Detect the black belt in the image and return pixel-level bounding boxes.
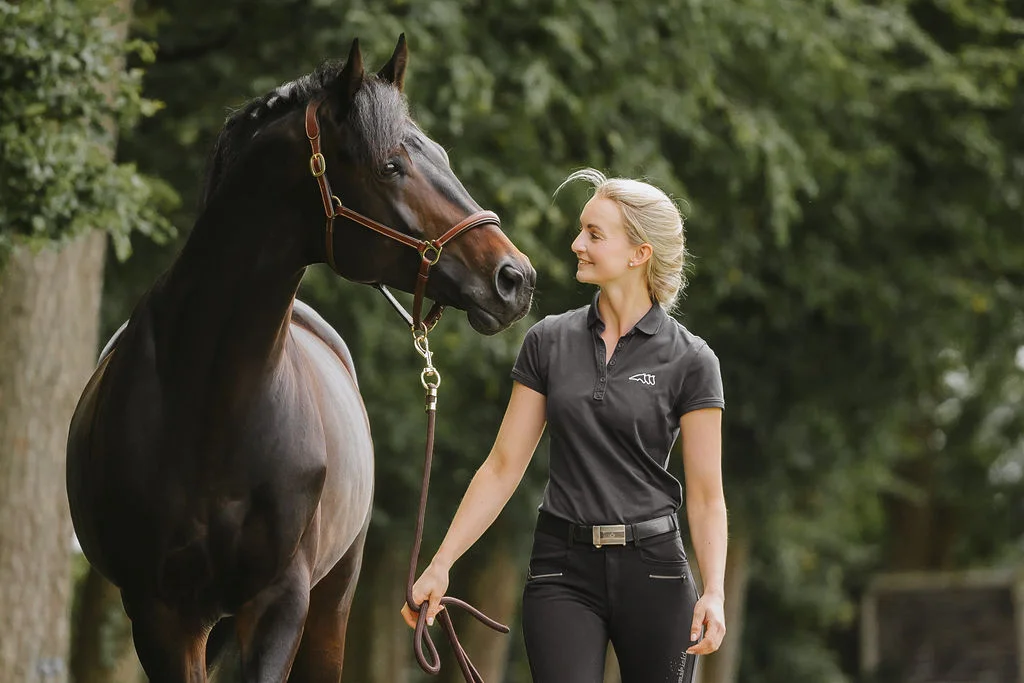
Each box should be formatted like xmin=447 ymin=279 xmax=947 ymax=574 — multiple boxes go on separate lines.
xmin=536 ymin=510 xmax=678 ymax=548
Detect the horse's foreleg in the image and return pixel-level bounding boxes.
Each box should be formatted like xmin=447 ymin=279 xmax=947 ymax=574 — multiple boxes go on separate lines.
xmin=236 ymin=560 xmax=312 ymax=683
xmin=125 ymin=596 xmax=209 ymax=683
xmin=288 ymin=523 xmax=368 ymax=683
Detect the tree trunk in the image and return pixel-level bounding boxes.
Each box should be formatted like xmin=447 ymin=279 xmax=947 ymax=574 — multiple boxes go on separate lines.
xmin=0 ymin=230 xmax=108 ymax=683
xmin=696 ymin=529 xmax=751 ymax=683
xmin=343 ymin=538 xmax=411 ymax=683
xmin=882 ymin=452 xmax=958 ymax=571
xmin=70 ymin=567 xmax=144 ymax=683
xmin=439 ymin=542 xmax=525 ymax=683
xmin=0 ymin=1 xmax=136 ymax=679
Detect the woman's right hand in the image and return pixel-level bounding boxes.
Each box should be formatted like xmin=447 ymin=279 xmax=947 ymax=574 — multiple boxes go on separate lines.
xmin=401 ymin=560 xmax=450 ymax=629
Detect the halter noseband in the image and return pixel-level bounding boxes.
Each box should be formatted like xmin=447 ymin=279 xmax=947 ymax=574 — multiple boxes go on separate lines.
xmin=304 ymin=98 xmax=499 ymax=332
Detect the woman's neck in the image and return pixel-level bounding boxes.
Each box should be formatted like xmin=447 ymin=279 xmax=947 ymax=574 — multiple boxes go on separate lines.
xmin=596 ymin=283 xmax=653 ymax=337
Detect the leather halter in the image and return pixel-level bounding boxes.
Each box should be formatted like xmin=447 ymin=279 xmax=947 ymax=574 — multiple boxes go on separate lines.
xmin=304 ymin=98 xmax=500 ymax=331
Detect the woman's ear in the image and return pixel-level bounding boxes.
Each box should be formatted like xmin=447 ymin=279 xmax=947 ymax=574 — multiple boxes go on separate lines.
xmin=631 ymin=243 xmax=654 ymax=267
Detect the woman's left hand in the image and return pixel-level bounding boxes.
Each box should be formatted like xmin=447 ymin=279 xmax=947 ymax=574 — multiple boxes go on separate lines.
xmin=685 ymin=591 xmax=726 ymax=655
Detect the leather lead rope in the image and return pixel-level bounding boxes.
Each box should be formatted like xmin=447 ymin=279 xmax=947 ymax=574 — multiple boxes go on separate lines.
xmin=405 ymin=333 xmax=509 ymax=681
xmin=304 ymin=98 xmax=509 ymax=679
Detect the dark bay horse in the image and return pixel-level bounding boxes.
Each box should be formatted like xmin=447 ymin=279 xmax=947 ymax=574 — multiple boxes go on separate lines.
xmin=66 ymin=36 xmax=535 ymax=682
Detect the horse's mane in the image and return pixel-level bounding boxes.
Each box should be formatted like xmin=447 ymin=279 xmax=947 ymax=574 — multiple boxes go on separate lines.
xmin=200 ymin=60 xmax=410 ymax=208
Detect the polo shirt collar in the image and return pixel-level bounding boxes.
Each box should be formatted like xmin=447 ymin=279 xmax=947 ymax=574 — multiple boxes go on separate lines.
xmin=587 ymin=291 xmax=667 ymax=335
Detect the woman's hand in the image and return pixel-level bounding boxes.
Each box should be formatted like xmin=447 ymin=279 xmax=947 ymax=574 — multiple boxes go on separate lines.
xmin=401 ymin=560 xmax=450 ymax=629
xmin=685 ymin=590 xmax=726 ymax=655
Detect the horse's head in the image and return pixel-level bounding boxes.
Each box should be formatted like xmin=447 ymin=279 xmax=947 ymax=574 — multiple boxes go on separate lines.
xmin=205 ymin=36 xmax=534 ymax=334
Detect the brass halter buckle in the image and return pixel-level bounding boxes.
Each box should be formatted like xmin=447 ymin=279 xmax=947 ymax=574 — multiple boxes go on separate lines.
xmin=310 ymin=152 xmax=326 ymax=177
xmin=592 ymin=524 xmax=627 ymax=548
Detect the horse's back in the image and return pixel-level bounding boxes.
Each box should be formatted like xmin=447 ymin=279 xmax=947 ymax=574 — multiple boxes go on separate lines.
xmin=291 ymin=299 xmax=358 ymax=386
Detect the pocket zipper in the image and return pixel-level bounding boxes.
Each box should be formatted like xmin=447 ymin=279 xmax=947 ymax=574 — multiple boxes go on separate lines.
xmin=649 ymin=573 xmax=687 ymax=580
xmin=529 ymin=571 xmax=564 ymax=580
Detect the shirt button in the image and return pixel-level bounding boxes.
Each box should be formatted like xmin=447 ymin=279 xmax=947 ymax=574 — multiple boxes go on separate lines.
xmin=599 ymin=377 xmax=606 ymax=383
xmin=617 ymin=342 xmax=623 ymax=349
xmin=609 ymin=360 xmax=616 ymax=366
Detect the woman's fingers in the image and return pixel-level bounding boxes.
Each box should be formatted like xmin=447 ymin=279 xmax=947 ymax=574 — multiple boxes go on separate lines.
xmin=689 ymin=601 xmax=706 ymax=644
xmin=400 ymin=603 xmax=418 ymax=629
xmin=687 ymin=617 xmax=726 ymax=654
xmin=426 ymin=593 xmax=446 ymax=625
xmin=400 ymin=577 xmax=445 ymax=628
xmin=400 ymin=593 xmax=447 ymax=628
xmin=399 ymin=563 xmax=452 ymax=629
xmin=686 ymin=595 xmax=727 ymax=655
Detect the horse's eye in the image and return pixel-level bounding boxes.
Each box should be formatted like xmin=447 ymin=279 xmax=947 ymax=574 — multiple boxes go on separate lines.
xmin=382 ymin=160 xmax=402 ymax=177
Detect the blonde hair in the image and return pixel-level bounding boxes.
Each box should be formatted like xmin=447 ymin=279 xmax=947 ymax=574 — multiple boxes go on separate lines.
xmin=557 ymin=168 xmax=688 ymax=311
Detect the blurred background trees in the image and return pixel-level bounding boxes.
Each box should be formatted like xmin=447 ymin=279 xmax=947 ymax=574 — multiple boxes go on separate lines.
xmin=0 ymin=1 xmax=172 ymax=681
xmin=2 ymin=1 xmax=1022 ymax=682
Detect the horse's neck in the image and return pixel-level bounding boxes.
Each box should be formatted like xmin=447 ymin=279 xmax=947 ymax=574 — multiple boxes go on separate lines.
xmin=148 ymin=214 xmax=307 ymax=395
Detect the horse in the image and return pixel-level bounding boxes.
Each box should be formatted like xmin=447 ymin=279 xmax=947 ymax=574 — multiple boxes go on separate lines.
xmin=66 ymin=35 xmax=535 ymax=683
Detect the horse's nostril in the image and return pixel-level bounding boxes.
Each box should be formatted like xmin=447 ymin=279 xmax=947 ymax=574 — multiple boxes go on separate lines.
xmin=496 ymin=262 xmax=526 ymax=301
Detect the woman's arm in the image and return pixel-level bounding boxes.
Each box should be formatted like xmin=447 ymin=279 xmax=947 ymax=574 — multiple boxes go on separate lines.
xmin=401 ymin=382 xmax=546 ymax=627
xmin=680 ymin=407 xmax=727 ymax=655
xmin=432 ymin=382 xmax=546 ymax=567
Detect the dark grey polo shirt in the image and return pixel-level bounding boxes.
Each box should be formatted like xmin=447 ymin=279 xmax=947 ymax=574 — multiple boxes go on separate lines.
xmin=511 ymin=292 xmax=725 ymax=525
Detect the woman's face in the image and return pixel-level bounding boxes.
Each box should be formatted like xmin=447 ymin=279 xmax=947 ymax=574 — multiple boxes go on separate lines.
xmin=572 ymin=196 xmax=636 ymax=287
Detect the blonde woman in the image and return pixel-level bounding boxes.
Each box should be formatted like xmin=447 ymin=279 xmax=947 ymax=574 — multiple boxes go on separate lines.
xmin=402 ymin=169 xmax=727 ymax=682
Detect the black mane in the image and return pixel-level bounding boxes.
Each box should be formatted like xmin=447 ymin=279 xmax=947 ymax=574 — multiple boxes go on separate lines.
xmin=200 ymin=60 xmax=410 ymax=208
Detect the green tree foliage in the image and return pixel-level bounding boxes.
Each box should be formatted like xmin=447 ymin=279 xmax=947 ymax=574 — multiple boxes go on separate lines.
xmin=0 ymin=0 xmax=175 ymax=262
xmin=91 ymin=1 xmax=1024 ymax=681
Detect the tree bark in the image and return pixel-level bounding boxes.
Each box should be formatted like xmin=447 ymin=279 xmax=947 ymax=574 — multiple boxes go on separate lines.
xmin=882 ymin=452 xmax=957 ymax=571
xmin=0 ymin=1 xmax=137 ymax=680
xmin=0 ymin=230 xmax=108 ymax=683
xmin=696 ymin=528 xmax=751 ymax=683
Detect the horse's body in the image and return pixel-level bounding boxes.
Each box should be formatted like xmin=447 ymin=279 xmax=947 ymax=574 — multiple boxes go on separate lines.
xmin=66 ymin=37 xmax=534 ymax=683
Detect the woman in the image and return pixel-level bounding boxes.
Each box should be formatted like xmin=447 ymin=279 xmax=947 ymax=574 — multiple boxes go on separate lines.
xmin=402 ymin=169 xmax=727 ymax=683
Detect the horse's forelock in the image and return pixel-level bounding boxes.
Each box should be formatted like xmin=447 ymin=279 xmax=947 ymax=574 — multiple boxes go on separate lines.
xmin=347 ymin=77 xmax=410 ymax=168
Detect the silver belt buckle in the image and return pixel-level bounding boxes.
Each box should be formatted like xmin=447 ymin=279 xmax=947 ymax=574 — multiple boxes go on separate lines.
xmin=592 ymin=524 xmax=627 ymax=548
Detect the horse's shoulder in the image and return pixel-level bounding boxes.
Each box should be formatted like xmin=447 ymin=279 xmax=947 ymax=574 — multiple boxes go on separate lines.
xmin=290 ymin=299 xmax=357 ymax=384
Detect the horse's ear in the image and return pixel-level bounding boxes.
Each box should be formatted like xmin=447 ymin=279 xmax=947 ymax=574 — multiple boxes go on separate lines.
xmin=336 ymin=38 xmax=365 ymax=104
xmin=377 ymin=34 xmax=408 ymax=92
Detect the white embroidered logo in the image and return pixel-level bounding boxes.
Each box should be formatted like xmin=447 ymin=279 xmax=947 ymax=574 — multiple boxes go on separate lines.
xmin=628 ymin=373 xmax=656 ymax=386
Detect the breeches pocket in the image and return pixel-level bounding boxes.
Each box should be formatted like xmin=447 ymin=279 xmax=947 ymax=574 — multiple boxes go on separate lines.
xmin=527 ymin=531 xmax=568 ymax=580
xmin=638 ymin=530 xmax=688 ymax=567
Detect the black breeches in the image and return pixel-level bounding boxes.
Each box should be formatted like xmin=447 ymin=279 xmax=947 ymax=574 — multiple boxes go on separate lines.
xmin=521 ymin=514 xmax=700 ymax=683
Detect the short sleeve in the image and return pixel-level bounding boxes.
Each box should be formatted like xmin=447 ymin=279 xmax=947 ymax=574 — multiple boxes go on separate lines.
xmin=510 ymin=320 xmax=548 ymax=395
xmin=673 ymin=342 xmax=725 ymax=417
